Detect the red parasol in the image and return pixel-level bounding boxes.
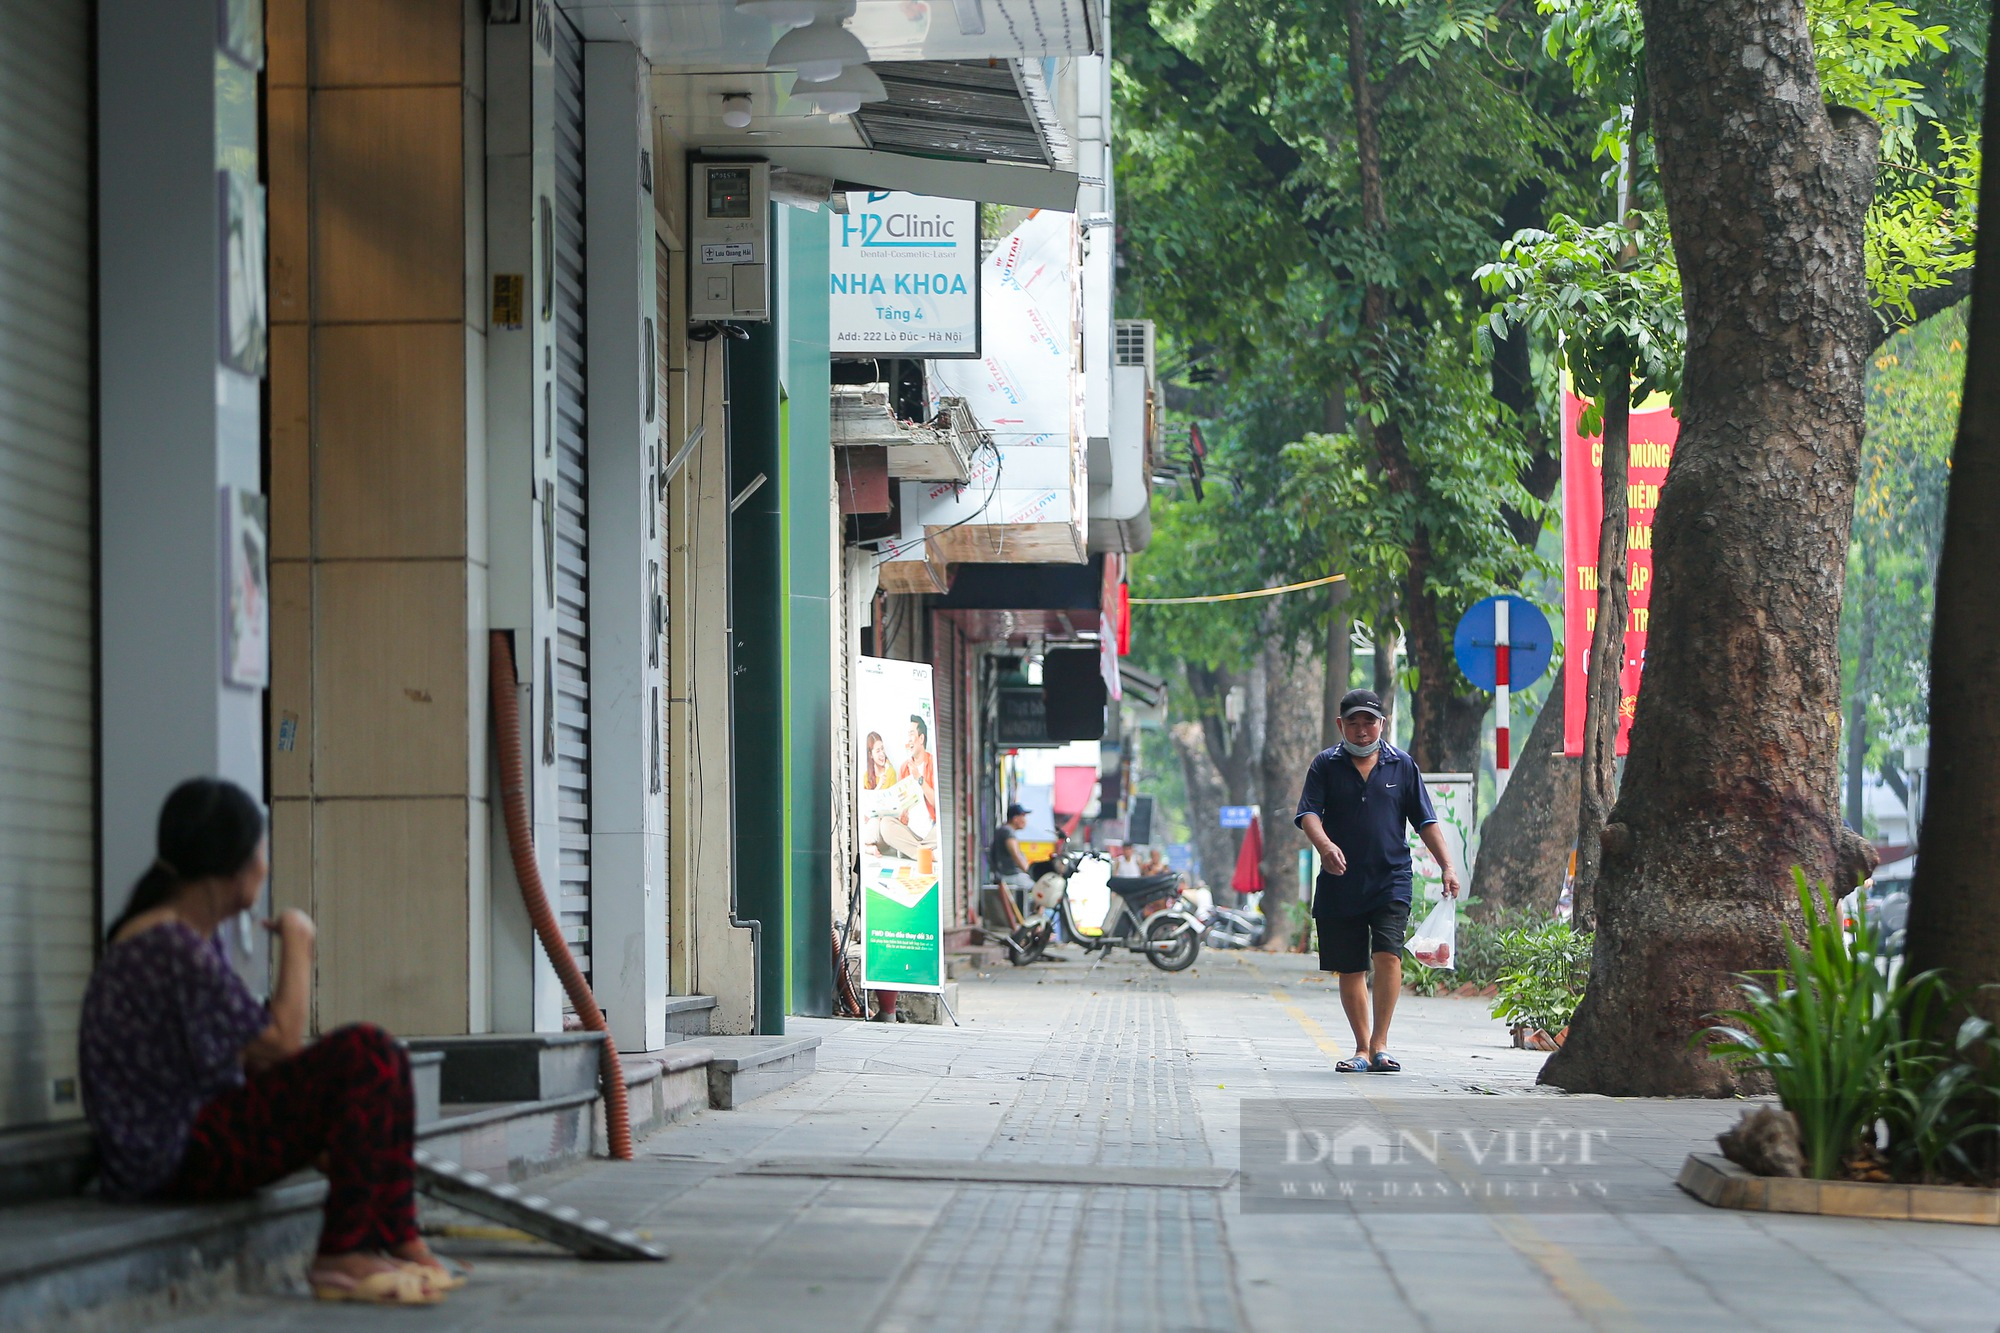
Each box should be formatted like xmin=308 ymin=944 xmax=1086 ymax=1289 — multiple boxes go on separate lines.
xmin=1230 ymin=814 xmax=1264 ymax=893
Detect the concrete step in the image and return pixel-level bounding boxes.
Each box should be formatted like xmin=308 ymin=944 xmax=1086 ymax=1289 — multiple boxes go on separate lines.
xmin=619 ymin=1046 xmax=714 ymax=1133
xmin=0 ymin=1021 xmax=810 ymax=1330
xmin=949 ymin=944 xmax=1008 ymax=971
xmin=0 ymin=1124 xmax=94 ymax=1209
xmin=0 ymin=1178 xmax=322 ymax=1331
xmin=662 ymin=994 xmax=718 ymax=1037
xmin=702 ymin=1035 xmax=821 ymax=1109
xmin=944 ymin=952 xmax=1001 ymax=982
xmin=410 ymin=1049 xmax=444 ymax=1127
xmin=405 ymin=1031 xmax=605 ymax=1105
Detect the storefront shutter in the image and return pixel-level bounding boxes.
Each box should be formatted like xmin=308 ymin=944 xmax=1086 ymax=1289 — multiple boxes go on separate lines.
xmin=551 ymin=11 xmax=592 ymax=984
xmin=932 ymin=617 xmax=961 ymax=924
xmin=0 ymin=0 xmax=93 ymax=1128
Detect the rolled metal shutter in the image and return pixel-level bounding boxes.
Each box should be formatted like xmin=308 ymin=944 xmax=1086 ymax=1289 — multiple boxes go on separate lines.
xmin=0 ymin=0 xmax=93 ymax=1128
xmin=552 ymin=13 xmax=591 ymax=984
xmin=932 ymin=616 xmax=960 ymax=924
xmin=654 ymin=230 xmax=672 ymax=970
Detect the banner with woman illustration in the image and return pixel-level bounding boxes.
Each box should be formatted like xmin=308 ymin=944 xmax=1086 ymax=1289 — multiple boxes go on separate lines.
xmin=854 ymin=656 xmax=946 ymax=992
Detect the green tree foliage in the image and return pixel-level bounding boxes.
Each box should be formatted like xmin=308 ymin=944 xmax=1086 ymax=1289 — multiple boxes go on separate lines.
xmin=1280 ymin=330 xmax=1548 ymax=632
xmin=1474 ymin=210 xmax=1685 ymax=423
xmin=1841 ymin=303 xmax=1965 ymax=821
xmin=1538 ymin=0 xmax=1985 ymax=331
xmin=1117 ymin=0 xmax=1597 ymax=767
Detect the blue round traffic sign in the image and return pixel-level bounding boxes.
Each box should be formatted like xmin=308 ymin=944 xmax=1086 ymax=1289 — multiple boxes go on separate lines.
xmin=1453 ymin=595 xmax=1554 ymax=692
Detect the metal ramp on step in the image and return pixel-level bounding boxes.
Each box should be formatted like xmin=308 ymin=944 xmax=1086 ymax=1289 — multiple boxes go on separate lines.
xmin=413 ymin=1149 xmax=666 ymax=1262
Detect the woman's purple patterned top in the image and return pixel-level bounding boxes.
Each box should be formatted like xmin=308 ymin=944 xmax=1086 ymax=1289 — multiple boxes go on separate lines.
xmin=79 ymin=921 xmax=271 ymax=1199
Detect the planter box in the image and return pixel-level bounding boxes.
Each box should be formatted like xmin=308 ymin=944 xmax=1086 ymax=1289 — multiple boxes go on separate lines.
xmin=1678 ymin=1153 xmax=2000 ymax=1226
xmin=1510 ymin=1024 xmax=1568 ymax=1051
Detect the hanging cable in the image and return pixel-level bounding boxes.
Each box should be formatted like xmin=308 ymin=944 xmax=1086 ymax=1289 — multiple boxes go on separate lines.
xmin=1128 ymin=572 xmax=1347 ymax=605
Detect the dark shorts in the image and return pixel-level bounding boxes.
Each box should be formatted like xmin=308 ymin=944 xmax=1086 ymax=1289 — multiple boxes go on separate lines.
xmin=1317 ymin=900 xmax=1412 ymax=974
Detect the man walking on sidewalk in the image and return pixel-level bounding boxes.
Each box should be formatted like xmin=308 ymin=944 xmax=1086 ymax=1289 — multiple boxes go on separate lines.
xmin=1295 ymin=689 xmax=1462 ymax=1073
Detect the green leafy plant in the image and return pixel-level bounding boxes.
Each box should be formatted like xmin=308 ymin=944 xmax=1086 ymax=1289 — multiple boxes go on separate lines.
xmin=1885 ymin=1010 xmax=2000 ymax=1185
xmin=1488 ymin=918 xmax=1593 ymax=1035
xmin=1880 ymin=1012 xmax=1992 ymax=1176
xmin=1701 ymin=869 xmax=1945 ymax=1181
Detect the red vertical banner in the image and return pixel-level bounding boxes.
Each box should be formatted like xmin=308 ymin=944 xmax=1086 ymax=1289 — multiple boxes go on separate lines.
xmin=1562 ymin=390 xmax=1679 ymax=757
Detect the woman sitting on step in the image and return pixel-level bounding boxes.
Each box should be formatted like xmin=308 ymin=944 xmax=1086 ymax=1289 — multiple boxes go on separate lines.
xmin=79 ymin=778 xmax=459 ymax=1306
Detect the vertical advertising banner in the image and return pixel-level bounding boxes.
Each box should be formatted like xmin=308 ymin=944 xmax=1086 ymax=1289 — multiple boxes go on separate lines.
xmin=1410 ymin=773 xmax=1475 ymax=898
xmin=829 ymin=192 xmax=980 ymax=357
xmin=854 ymin=656 xmax=946 ymax=992
xmin=1562 ymin=390 xmax=1680 ymax=757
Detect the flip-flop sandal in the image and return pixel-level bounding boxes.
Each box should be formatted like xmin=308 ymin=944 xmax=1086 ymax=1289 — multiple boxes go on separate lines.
xmin=1336 ymin=1054 xmax=1372 ymax=1073
xmin=396 ymin=1258 xmax=470 ymax=1293
xmin=1369 ymin=1052 xmax=1402 ymax=1073
xmin=309 ymin=1267 xmax=441 ymax=1305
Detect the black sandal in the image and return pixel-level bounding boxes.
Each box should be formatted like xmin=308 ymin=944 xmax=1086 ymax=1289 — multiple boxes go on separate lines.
xmin=1369 ymin=1052 xmax=1402 ymax=1073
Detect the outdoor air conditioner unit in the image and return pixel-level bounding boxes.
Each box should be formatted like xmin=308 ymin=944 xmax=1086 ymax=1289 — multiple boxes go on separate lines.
xmin=689 ymin=162 xmax=770 ymax=322
xmin=1114 ymin=318 xmax=1153 ymax=371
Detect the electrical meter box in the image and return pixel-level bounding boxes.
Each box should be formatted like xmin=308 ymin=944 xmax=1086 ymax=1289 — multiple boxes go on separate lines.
xmin=689 ymin=162 xmax=770 ymax=322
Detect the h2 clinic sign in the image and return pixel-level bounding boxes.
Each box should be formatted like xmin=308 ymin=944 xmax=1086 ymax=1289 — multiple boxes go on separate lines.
xmin=829 ymin=192 xmax=980 ymax=358
xmin=1562 ymin=386 xmax=1680 ymax=757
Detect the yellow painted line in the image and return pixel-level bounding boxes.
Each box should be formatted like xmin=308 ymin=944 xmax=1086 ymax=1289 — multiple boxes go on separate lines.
xmin=1269 ymin=985 xmax=1636 ymax=1331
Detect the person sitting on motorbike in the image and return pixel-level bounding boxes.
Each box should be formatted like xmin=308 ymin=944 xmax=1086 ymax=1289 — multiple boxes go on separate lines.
xmin=990 ymin=803 xmax=1036 ymax=893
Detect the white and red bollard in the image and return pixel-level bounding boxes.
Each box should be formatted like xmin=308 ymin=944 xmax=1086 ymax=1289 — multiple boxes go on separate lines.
xmin=1495 ymin=598 xmax=1512 ymax=798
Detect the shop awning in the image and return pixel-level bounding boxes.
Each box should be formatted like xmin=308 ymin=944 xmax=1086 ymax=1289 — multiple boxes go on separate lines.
xmin=855 ymin=61 xmax=1071 ymax=170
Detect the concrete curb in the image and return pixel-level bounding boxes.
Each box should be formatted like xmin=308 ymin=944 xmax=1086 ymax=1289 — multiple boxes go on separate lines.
xmin=1677 ymin=1152 xmax=2000 ymax=1225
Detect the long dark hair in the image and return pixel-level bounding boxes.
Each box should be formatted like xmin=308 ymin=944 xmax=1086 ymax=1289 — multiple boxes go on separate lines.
xmin=106 ymin=778 xmax=266 ymax=942
xmin=864 ymin=731 xmax=890 ymax=787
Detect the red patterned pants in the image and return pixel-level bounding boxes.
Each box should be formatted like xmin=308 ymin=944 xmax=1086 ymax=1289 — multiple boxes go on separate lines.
xmin=168 ymin=1023 xmax=416 ymax=1254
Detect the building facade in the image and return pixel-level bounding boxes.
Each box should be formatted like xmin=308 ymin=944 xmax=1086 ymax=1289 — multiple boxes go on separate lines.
xmin=0 ymin=0 xmax=1147 ymax=1142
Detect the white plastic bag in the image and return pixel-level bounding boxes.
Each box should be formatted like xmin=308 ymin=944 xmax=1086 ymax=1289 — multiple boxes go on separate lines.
xmin=1407 ymin=894 xmax=1457 ymax=969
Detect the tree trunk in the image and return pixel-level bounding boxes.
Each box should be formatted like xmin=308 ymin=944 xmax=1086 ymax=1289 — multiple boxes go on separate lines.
xmin=1321 ymin=593 xmax=1353 ymax=748
xmin=1404 ymin=532 xmax=1489 ymax=773
xmin=1571 ymin=376 xmax=1632 ymax=931
xmin=1187 ymin=663 xmax=1258 ymax=805
xmin=1543 ymin=0 xmax=1882 ymax=1096
xmin=1170 ymin=718 xmax=1238 ymax=897
xmin=1259 ymin=639 xmax=1325 ymax=937
xmin=1469 ymin=689 xmax=1579 ymax=921
xmin=1906 ymin=43 xmax=2000 ymax=1034
xmin=1490 ymin=188 xmax=1563 ymax=548
xmin=1372 ymin=615 xmax=1400 ymax=742
xmin=1845 ymin=547 xmax=1877 ymax=830
xmin=1181 ymin=661 xmax=1266 ymax=905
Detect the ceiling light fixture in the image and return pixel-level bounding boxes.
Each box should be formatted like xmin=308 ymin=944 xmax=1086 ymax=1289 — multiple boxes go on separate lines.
xmin=766 ymin=15 xmax=869 ymax=82
xmin=788 ymin=63 xmax=886 ymax=115
xmin=719 ymin=93 xmax=754 ymax=129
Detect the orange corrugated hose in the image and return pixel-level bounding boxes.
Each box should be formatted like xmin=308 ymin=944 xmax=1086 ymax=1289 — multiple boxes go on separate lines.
xmin=489 ymin=631 xmax=633 ymax=1160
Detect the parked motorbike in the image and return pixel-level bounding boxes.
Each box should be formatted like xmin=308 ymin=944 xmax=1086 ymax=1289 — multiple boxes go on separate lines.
xmin=1006 ymin=851 xmax=1202 ymax=972
xmin=1198 ymin=903 xmax=1267 ymax=949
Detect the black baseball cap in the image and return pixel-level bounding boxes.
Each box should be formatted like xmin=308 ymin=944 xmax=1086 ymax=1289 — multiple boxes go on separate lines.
xmin=1005 ymin=803 xmax=1031 ymax=818
xmin=1338 ymin=688 xmax=1387 ymax=720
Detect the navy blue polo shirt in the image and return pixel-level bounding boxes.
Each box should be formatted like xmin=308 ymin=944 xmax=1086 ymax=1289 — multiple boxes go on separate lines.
xmin=1293 ymin=742 xmax=1438 ymax=918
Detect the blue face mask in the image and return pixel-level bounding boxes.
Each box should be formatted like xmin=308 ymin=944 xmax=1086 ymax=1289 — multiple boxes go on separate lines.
xmin=1344 ymin=731 xmax=1382 ymax=757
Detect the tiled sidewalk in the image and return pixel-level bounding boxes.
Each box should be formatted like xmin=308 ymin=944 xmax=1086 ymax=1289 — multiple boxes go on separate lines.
xmin=171 ymin=950 xmax=2000 ymax=1332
